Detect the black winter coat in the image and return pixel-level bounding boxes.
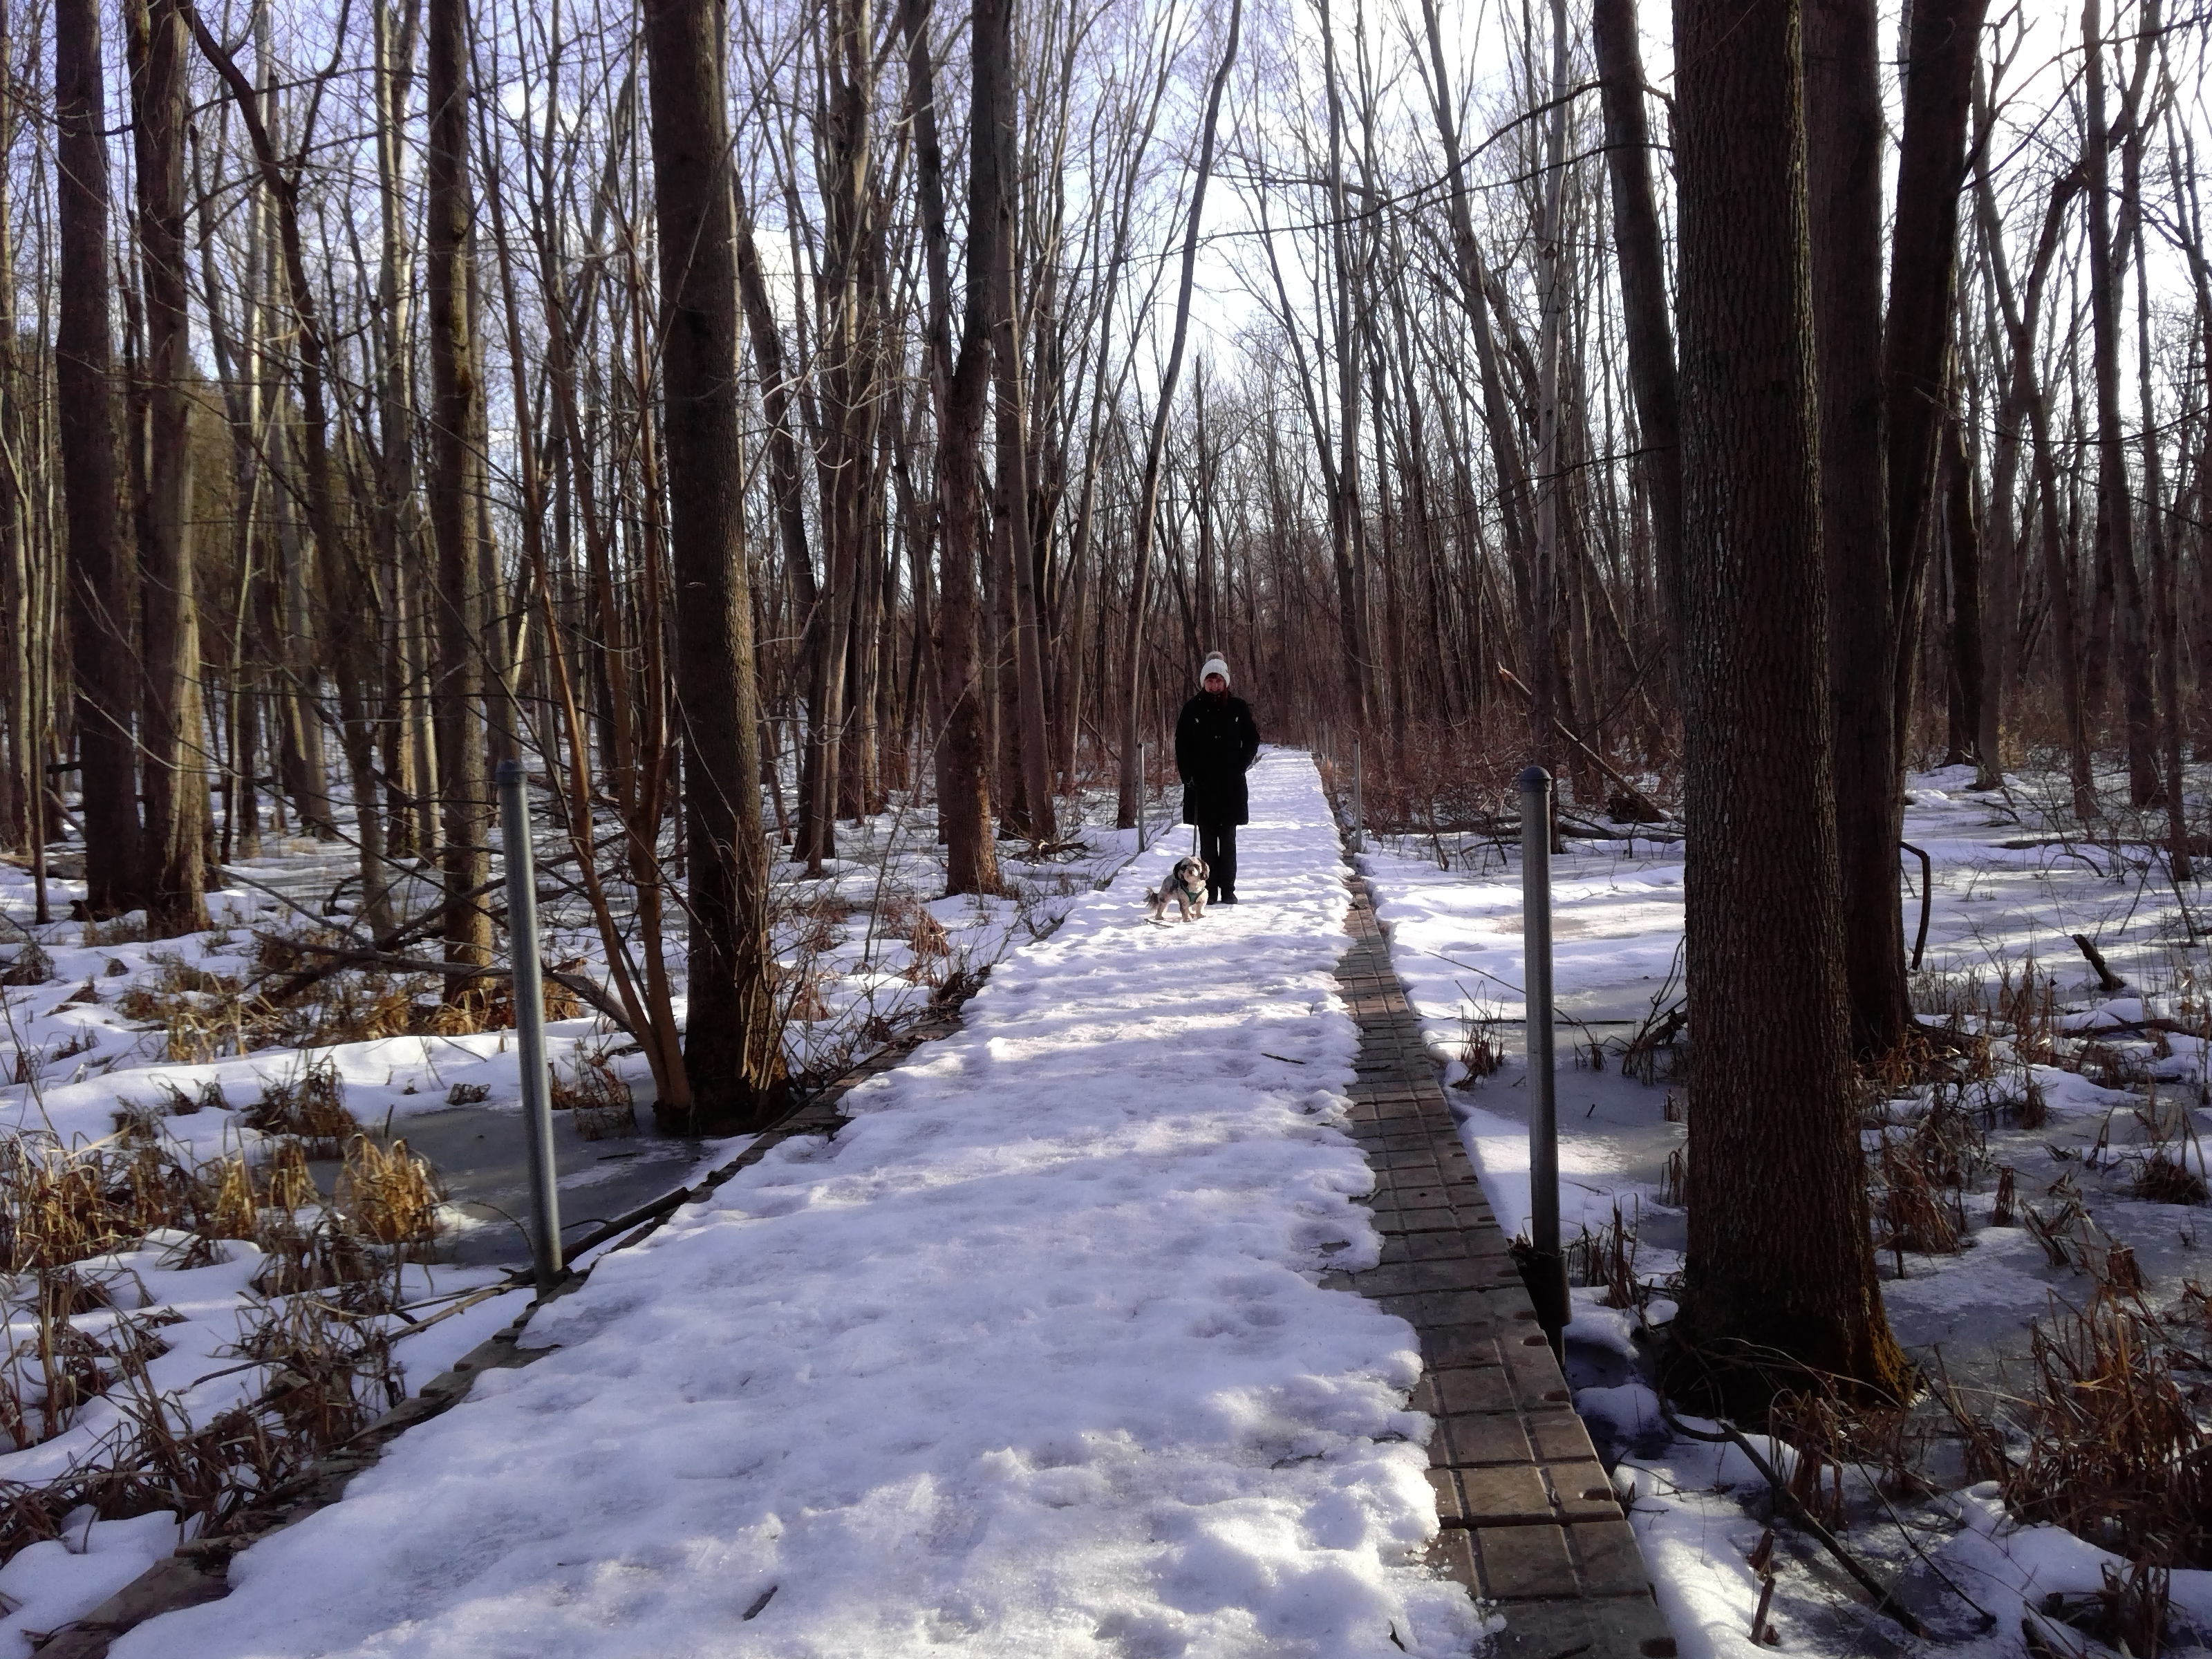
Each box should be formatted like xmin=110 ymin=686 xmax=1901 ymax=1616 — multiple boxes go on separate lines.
xmin=1176 ymin=691 xmax=1261 ymax=825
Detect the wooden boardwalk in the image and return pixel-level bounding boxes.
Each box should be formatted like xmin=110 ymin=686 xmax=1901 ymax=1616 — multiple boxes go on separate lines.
xmin=1328 ymin=876 xmax=1678 ymax=1658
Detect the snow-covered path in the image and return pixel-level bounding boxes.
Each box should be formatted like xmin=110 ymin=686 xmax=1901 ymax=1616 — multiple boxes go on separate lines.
xmin=118 ymin=751 xmax=1484 ymax=1659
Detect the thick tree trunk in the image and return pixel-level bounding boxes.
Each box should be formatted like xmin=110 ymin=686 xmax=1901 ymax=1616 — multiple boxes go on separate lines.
xmin=1884 ymin=0 xmax=1993 ymax=769
xmin=1805 ymin=0 xmax=1908 ymax=1056
xmin=1671 ymin=0 xmax=1908 ymax=1409
xmin=427 ymin=0 xmax=491 ymax=968
xmin=641 ymin=0 xmax=787 ymax=1130
xmin=57 ymin=0 xmax=141 ymax=917
xmin=0 ymin=0 xmax=20 ymax=856
xmin=129 ymin=0 xmax=207 ymax=936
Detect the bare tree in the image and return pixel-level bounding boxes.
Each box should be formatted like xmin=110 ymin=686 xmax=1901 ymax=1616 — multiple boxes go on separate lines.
xmin=427 ymin=0 xmax=491 ymax=968
xmin=641 ymin=0 xmax=787 ymax=1130
xmin=1672 ymin=0 xmax=1907 ymax=1406
xmin=58 ymin=0 xmax=140 ymax=917
xmin=1114 ymin=0 xmax=1239 ymax=831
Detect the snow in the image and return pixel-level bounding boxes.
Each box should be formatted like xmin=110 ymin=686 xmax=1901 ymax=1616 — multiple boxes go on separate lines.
xmin=1356 ymin=762 xmax=2212 ymax=1659
xmin=109 ymin=751 xmax=1487 ymax=1659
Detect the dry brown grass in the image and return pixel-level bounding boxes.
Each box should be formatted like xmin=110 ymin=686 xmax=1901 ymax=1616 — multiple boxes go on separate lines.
xmin=1455 ymin=1001 xmax=1506 ymax=1083
xmin=0 ymin=1140 xmax=200 ymax=1272
xmin=0 ymin=941 xmax=53 ymax=986
xmin=1770 ymin=1389 xmax=1937 ymax=1530
xmin=550 ymin=1047 xmax=636 ymax=1140
xmin=0 ymin=1114 xmax=449 ymax=1565
xmin=243 ymin=1056 xmax=358 ymax=1157
xmin=79 ymin=914 xmax=148 ymax=946
xmin=337 ymin=1137 xmax=442 ymax=1248
xmin=2006 ymin=1290 xmax=2212 ymax=1568
xmin=1563 ymin=1199 xmax=1642 ymax=1310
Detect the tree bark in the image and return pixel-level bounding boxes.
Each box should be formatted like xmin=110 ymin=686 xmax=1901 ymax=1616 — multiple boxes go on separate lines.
xmin=57 ymin=0 xmax=141 ymax=917
xmin=1884 ymin=0 xmax=1993 ymax=772
xmin=1671 ymin=0 xmax=1908 ymax=1409
xmin=901 ymin=0 xmax=999 ymax=894
xmin=427 ymin=0 xmax=491 ymax=968
xmin=2082 ymin=0 xmax=2157 ymax=806
xmin=1941 ymin=406 xmax=1989 ymax=774
xmin=641 ymin=0 xmax=788 ymax=1129
xmin=1591 ymin=0 xmax=1684 ymax=694
xmin=984 ymin=32 xmax=1058 ymax=845
xmin=1805 ymin=0 xmax=1907 ymax=1056
xmin=131 ymin=0 xmax=207 ymax=936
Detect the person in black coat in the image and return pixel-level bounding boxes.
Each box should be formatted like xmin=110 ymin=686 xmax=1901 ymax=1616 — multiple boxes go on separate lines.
xmin=1176 ymin=653 xmax=1261 ymax=904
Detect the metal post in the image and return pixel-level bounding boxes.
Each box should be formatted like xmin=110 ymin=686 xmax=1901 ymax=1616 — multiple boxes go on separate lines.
xmin=498 ymin=758 xmax=563 ymax=1295
xmin=1518 ymin=765 xmax=1570 ymax=1355
xmin=1350 ymin=739 xmax=1364 ymax=853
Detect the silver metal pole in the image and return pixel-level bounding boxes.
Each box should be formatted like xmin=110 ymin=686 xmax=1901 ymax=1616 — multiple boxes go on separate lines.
xmin=498 ymin=758 xmax=563 ymax=1295
xmin=1517 ymin=765 xmax=1569 ymax=1353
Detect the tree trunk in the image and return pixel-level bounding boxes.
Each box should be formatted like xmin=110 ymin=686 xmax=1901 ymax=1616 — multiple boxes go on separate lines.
xmin=1971 ymin=93 xmax=2094 ymax=816
xmin=1671 ymin=0 xmax=1908 ymax=1410
xmin=2082 ymin=0 xmax=2157 ymax=806
xmin=192 ymin=7 xmax=396 ymax=935
xmin=57 ymin=0 xmax=141 ymax=917
xmin=641 ymin=0 xmax=787 ymax=1130
xmin=1884 ymin=0 xmax=1993 ymax=771
xmin=0 ymin=0 xmax=20 ymax=856
xmin=1805 ymin=0 xmax=1907 ymax=1056
xmin=1942 ymin=408 xmax=1990 ymax=776
xmin=1591 ymin=0 xmax=1684 ymax=694
xmin=1113 ymin=0 xmax=1239 ymax=828
xmin=986 ymin=59 xmax=1058 ymax=844
xmin=2135 ymin=174 xmax=2189 ymax=875
xmin=901 ymin=0 xmax=999 ymax=893
xmin=427 ymin=0 xmax=491 ymax=968
xmin=1530 ymin=0 xmax=1571 ymax=784
xmin=129 ymin=0 xmax=207 ymax=935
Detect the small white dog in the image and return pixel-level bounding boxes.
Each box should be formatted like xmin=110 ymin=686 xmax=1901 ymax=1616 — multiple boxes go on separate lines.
xmin=1147 ymin=856 xmax=1210 ymax=922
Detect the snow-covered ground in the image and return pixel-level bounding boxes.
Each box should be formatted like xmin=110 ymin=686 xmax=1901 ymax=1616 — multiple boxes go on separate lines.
xmin=1358 ymin=764 xmax=2212 ymax=1659
xmin=102 ymin=751 xmax=1486 ymax=1659
xmin=0 ymin=773 xmax=1164 ymax=1649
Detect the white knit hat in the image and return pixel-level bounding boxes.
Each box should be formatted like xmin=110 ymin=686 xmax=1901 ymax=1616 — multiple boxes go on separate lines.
xmin=1200 ymin=653 xmax=1230 ymax=686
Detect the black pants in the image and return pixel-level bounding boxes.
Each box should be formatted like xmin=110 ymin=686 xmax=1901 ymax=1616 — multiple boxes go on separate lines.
xmin=1197 ymin=823 xmax=1237 ymax=901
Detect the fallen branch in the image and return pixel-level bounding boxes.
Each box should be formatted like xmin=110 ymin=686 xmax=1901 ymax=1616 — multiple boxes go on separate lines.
xmin=1495 ymin=664 xmax=1671 ymax=824
xmin=1712 ymin=1419 xmax=1933 ymax=1638
xmin=2070 ymin=932 xmax=2126 ymax=994
xmin=246 ymin=936 xmax=634 ymax=1035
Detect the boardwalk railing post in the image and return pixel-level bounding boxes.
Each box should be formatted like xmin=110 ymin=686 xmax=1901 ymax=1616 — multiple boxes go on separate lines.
xmin=1351 ymin=738 xmax=1364 ymax=853
xmin=498 ymin=758 xmax=564 ymax=1295
xmin=1517 ymin=765 xmax=1571 ymax=1355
